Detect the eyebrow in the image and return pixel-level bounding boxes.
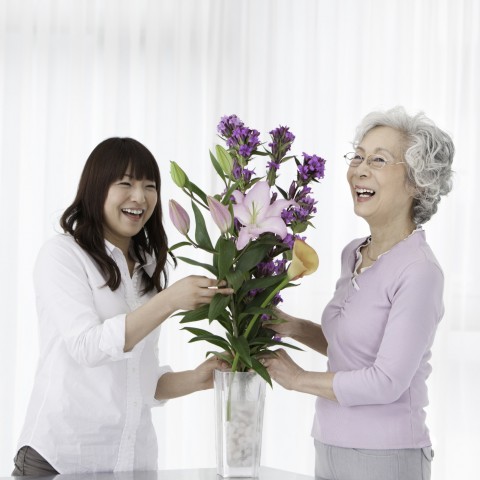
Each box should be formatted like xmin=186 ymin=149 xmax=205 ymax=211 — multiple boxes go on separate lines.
xmin=120 ymin=173 xmax=156 ymax=184
xmin=356 ymin=146 xmax=396 ymax=158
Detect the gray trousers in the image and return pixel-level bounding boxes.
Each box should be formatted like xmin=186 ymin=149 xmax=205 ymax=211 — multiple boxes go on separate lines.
xmin=315 ymin=440 xmax=433 ymax=480
xmin=12 ymin=446 xmax=59 ymax=477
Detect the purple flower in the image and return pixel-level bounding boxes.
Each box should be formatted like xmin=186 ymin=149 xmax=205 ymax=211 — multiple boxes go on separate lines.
xmin=295 ymin=185 xmax=312 ymax=201
xmin=267 ymin=161 xmax=280 ymax=171
xmin=227 ymin=126 xmax=261 ymax=160
xmin=281 ymin=209 xmax=295 ymax=224
xmin=218 ymin=115 xmax=244 ymax=138
xmin=232 ymin=160 xmax=255 ymax=183
xmin=288 ymin=181 xmax=297 ymax=200
xmin=283 ymin=233 xmax=306 ymax=249
xmin=272 ymin=293 xmax=283 ymax=306
xmin=269 ymin=126 xmax=295 ymax=160
xmin=239 ymin=144 xmax=253 ymax=158
xmin=256 ymin=258 xmax=287 ymax=277
xmin=298 ymin=153 xmax=326 ymax=184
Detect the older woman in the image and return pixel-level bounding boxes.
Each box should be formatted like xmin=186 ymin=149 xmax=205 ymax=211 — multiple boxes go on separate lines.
xmin=264 ymin=106 xmax=454 ymax=480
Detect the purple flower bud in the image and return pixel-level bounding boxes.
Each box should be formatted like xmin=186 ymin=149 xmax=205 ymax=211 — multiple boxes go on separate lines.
xmin=207 ymin=196 xmax=232 ymax=234
xmin=218 ymin=115 xmax=244 ymax=137
xmin=288 ymin=181 xmax=297 ymax=200
xmin=169 ymin=199 xmax=190 ymax=235
xmin=298 ymin=153 xmax=326 ymax=184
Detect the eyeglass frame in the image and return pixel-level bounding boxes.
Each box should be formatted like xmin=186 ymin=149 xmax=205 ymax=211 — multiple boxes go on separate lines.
xmin=344 ymin=151 xmax=406 ymax=170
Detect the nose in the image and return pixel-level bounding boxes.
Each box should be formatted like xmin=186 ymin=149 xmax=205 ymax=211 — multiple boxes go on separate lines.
xmin=130 ymin=184 xmax=146 ymax=203
xmin=355 ymin=158 xmax=371 ymax=176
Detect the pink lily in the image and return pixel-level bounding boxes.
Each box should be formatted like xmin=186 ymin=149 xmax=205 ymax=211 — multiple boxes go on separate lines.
xmin=169 ymin=199 xmax=190 ymax=235
xmin=207 ymin=196 xmax=232 ymax=233
xmin=232 ymin=181 xmax=295 ymax=250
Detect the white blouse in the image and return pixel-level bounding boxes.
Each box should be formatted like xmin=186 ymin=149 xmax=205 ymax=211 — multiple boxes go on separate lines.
xmin=17 ymin=234 xmax=171 ymax=474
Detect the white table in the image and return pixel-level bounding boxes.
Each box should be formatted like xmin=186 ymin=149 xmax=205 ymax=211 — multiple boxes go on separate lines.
xmin=0 ymin=466 xmax=314 ymax=480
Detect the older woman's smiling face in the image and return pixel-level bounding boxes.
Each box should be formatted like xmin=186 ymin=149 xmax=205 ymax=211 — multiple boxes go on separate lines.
xmin=347 ymin=126 xmax=414 ymax=228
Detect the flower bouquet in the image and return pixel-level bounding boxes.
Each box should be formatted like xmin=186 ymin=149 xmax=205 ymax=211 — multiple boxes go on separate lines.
xmin=169 ymin=114 xmax=325 ymax=385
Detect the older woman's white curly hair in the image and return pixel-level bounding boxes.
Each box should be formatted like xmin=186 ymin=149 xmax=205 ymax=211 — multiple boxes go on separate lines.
xmin=353 ymin=106 xmax=454 ymax=224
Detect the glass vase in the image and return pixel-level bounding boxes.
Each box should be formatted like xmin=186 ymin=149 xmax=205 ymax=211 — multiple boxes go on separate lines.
xmin=214 ymin=370 xmax=266 ymax=478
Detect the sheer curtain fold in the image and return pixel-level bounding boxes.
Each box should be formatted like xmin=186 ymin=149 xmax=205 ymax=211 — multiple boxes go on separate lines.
xmin=1 ymin=1 xmax=478 ymax=478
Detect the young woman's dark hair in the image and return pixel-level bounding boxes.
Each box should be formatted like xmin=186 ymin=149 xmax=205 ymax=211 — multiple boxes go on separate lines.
xmin=60 ymin=137 xmax=169 ymax=293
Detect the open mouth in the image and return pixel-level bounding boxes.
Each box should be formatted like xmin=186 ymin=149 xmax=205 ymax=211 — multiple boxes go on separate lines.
xmin=122 ymin=208 xmax=145 ymax=220
xmin=355 ymin=188 xmax=375 ymax=199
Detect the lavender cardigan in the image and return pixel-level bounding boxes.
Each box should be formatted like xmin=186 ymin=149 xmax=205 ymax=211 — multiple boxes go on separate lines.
xmin=312 ymin=229 xmax=443 ymax=449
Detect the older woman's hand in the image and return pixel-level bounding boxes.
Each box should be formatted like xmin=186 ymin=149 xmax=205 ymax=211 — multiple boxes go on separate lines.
xmin=264 ymin=307 xmax=301 ymax=339
xmin=261 ymin=349 xmax=305 ymax=391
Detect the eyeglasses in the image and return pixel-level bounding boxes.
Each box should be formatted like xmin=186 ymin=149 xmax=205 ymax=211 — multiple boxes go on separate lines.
xmin=344 ymin=152 xmax=406 ymax=170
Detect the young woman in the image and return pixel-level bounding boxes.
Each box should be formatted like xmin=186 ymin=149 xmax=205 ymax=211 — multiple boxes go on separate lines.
xmin=13 ymin=137 xmax=233 ymax=476
xmin=263 ymin=107 xmax=454 ymax=480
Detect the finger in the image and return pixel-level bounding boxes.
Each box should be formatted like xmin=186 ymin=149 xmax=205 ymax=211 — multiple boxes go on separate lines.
xmin=203 ymin=285 xmax=234 ymax=296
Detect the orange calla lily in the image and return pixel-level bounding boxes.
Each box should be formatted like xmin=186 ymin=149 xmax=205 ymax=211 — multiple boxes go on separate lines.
xmin=287 ymin=239 xmax=319 ymax=280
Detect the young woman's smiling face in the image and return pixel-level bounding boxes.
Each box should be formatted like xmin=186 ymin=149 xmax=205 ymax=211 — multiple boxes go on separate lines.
xmin=103 ymin=168 xmax=158 ymax=252
xmin=347 ymin=126 xmax=414 ymax=227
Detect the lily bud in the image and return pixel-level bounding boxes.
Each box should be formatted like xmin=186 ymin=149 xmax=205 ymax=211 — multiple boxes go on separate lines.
xmin=287 ymin=239 xmax=319 ymax=280
xmin=169 ymin=199 xmax=190 ymax=235
xmin=170 ymin=161 xmax=187 ymax=188
xmin=207 ymin=196 xmax=232 ymax=234
xmin=215 ymin=145 xmax=234 ymax=176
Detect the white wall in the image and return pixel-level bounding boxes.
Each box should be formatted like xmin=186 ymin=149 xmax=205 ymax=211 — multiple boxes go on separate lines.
xmin=1 ymin=1 xmax=478 ymax=478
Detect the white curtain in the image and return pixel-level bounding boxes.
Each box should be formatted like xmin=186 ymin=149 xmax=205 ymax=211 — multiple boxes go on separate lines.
xmin=1 ymin=0 xmax=478 ymax=478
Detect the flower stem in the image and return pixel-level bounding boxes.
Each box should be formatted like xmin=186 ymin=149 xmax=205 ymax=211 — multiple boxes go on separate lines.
xmin=230 ymin=275 xmax=290 ymax=373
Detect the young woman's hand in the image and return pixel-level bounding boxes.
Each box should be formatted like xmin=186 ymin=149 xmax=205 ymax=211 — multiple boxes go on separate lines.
xmin=193 ymin=355 xmax=231 ymax=390
xmin=155 ymin=355 xmax=231 ymax=400
xmin=165 ymin=275 xmax=234 ymax=312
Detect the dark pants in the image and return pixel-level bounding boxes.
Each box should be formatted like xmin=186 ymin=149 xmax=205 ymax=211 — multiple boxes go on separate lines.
xmin=12 ymin=446 xmax=59 ymax=477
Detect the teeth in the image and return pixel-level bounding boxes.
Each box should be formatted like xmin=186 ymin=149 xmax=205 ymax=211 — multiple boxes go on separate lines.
xmin=356 ymin=188 xmax=375 ymax=194
xmin=122 ymin=208 xmax=143 ymax=215
xmin=356 ymin=188 xmax=375 ymax=198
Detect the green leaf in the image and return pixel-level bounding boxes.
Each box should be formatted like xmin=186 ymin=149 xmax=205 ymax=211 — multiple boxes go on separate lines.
xmin=292 ymin=222 xmax=309 ymax=234
xmin=186 ymin=179 xmax=208 ymax=204
xmin=206 ymin=351 xmax=233 ymax=364
xmin=191 ymin=201 xmax=214 ymax=251
xmin=176 ymin=256 xmax=218 ymax=276
xmin=276 ymin=185 xmax=288 ymax=199
xmin=227 ymin=334 xmax=252 ymax=368
xmin=188 ymin=335 xmax=232 ymax=351
xmin=238 ymin=307 xmax=272 ymax=321
xmin=226 ymin=270 xmax=245 ymax=291
xmin=216 ymin=237 xmax=237 ymax=280
xmin=248 ymin=337 xmax=304 ymax=351
xmin=182 ymin=326 xmax=217 ymax=337
xmin=177 ymin=304 xmax=210 ymax=323
xmin=237 ymin=273 xmax=287 ymax=301
xmin=209 ymin=150 xmax=227 ymax=181
xmin=168 ymin=241 xmax=191 ymax=252
xmin=250 ymin=357 xmax=272 ymax=386
xmin=223 ymin=181 xmax=241 ymax=202
xmin=212 ymin=315 xmax=234 ymax=335
xmin=236 ymin=242 xmax=274 ymax=272
xmin=208 ymin=293 xmax=231 ymax=322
